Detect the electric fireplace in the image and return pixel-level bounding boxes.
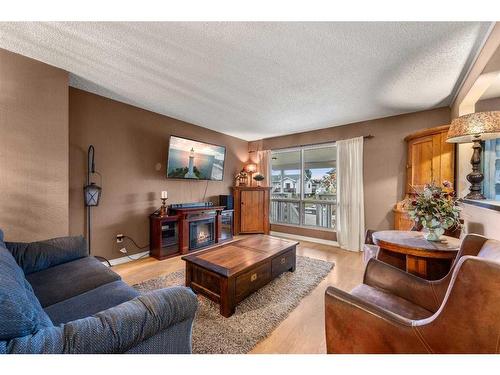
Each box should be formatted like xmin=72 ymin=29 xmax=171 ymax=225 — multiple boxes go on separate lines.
xmin=189 ymin=218 xmax=215 ymax=250
xmin=164 ymin=202 xmax=233 ymax=254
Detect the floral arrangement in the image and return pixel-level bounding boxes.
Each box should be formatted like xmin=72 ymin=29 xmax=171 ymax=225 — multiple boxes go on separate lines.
xmin=405 ymin=181 xmax=461 ymax=241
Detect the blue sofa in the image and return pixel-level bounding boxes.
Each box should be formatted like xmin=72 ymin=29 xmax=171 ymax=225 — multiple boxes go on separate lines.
xmin=0 ymin=229 xmax=197 ymax=354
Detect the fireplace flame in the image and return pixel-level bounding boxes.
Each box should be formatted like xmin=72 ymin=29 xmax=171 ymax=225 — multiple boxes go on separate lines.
xmin=198 ymin=231 xmax=210 ymax=242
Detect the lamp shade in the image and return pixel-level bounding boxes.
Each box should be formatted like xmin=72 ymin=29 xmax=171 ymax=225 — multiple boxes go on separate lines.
xmin=447 ymin=111 xmax=500 ymax=143
xmin=244 ymin=163 xmax=257 ymax=173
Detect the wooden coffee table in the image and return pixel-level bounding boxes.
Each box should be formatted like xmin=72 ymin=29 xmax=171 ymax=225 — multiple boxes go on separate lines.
xmin=182 ymin=235 xmax=298 ymax=317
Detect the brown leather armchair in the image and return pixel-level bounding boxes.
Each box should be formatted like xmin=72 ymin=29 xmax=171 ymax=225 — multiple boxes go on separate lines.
xmin=325 ymin=234 xmax=500 ymax=353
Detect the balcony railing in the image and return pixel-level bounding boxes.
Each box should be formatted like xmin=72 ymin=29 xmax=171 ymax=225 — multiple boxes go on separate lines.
xmin=270 ymin=199 xmax=300 ymax=225
xmin=270 ymin=198 xmax=336 ymax=230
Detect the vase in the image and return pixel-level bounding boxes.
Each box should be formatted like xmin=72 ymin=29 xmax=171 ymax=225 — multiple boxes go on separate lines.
xmin=423 ymin=226 xmax=445 ymax=241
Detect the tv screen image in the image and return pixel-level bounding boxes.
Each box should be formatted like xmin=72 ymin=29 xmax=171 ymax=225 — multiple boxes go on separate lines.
xmin=167 ymin=136 xmax=226 ymax=181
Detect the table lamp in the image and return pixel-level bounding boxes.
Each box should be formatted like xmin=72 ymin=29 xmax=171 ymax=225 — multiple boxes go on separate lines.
xmin=446 ymin=111 xmax=500 ymax=200
xmin=244 ymin=163 xmax=257 ymax=186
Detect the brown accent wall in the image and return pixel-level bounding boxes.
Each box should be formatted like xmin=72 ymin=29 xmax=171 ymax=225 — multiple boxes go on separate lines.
xmin=251 ymin=107 xmax=451 ymax=232
xmin=69 ymin=88 xmax=248 ymax=260
xmin=0 ymin=49 xmax=69 ymax=241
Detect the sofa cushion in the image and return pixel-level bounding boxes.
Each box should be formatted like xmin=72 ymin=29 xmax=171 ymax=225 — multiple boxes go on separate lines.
xmin=26 ymin=257 xmax=121 ymax=307
xmin=6 ymin=235 xmax=88 ymax=275
xmin=0 ymin=245 xmax=53 ymax=340
xmin=351 ymin=284 xmax=433 ymax=320
xmin=44 ymin=280 xmax=140 ymax=325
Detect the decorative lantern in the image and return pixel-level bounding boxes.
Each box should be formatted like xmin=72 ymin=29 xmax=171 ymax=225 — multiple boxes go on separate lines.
xmin=83 ymin=145 xmax=110 ymax=266
xmin=84 ymin=182 xmax=102 ymax=206
xmin=235 ymin=170 xmax=248 ymax=186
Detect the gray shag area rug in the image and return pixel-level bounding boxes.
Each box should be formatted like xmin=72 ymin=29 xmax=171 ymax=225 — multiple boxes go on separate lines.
xmin=133 ymin=255 xmax=334 ymax=354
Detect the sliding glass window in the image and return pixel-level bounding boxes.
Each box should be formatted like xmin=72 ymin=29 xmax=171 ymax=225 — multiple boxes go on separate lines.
xmin=270 ymin=144 xmax=336 ymax=231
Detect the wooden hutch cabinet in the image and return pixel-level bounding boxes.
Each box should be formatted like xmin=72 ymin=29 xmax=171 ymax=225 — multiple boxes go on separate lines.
xmin=394 ymin=125 xmax=455 ymax=230
xmin=405 ymin=125 xmax=455 ymax=194
xmin=232 ymin=186 xmax=271 ymax=235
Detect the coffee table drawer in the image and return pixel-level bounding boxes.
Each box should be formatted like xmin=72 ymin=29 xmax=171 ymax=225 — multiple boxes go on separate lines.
xmin=272 ymin=249 xmax=296 ymax=278
xmin=235 ymin=262 xmax=271 ymax=303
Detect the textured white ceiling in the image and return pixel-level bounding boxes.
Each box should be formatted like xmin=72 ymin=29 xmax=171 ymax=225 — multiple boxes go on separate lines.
xmin=0 ymin=22 xmax=492 ymax=141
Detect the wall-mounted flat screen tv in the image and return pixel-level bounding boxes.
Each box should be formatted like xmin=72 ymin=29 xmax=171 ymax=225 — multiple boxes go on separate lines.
xmin=167 ymin=135 xmax=226 ymax=181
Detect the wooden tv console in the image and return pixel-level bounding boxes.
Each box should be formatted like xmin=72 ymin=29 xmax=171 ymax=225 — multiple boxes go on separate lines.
xmin=149 ymin=205 xmax=234 ymax=260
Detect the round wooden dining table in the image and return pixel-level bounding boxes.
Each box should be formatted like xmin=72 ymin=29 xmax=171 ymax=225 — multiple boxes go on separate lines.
xmin=371 ymin=230 xmax=461 ymax=280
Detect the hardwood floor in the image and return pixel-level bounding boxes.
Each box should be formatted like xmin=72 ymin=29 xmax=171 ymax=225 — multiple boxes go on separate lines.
xmin=113 ymin=235 xmax=365 ymax=354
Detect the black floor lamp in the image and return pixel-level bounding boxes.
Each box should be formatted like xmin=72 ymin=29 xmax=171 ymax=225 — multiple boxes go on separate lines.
xmin=84 ymin=145 xmax=111 ymax=267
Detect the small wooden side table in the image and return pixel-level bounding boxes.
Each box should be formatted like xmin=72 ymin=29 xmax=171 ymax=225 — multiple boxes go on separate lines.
xmin=372 ymin=230 xmax=461 ymax=280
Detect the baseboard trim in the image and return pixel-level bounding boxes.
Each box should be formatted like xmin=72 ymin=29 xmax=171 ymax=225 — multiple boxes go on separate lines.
xmin=106 ymin=250 xmax=150 ymax=266
xmin=104 ymin=238 xmax=242 ymax=267
xmin=270 ymin=223 xmax=336 ymax=242
xmin=270 ymin=231 xmax=339 ymax=247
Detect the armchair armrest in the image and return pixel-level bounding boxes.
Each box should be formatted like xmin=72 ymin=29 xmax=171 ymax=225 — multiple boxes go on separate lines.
xmin=6 ymin=236 xmax=88 ymax=274
xmin=363 ymin=258 xmax=440 ymax=312
xmin=325 ymin=286 xmax=413 ymax=327
xmin=325 ymin=286 xmax=427 ymax=353
xmin=1 ymin=286 xmax=198 ymax=354
xmin=63 ymin=286 xmax=198 ymax=353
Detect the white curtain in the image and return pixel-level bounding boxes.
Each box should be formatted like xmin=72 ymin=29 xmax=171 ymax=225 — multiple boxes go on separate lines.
xmin=336 ymin=136 xmax=365 ymax=252
xmin=257 ymin=150 xmax=272 ymax=186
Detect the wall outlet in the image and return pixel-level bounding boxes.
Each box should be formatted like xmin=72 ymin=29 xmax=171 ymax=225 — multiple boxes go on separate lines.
xmin=116 ymin=234 xmax=124 ymax=243
xmin=119 ymin=247 xmax=127 ymax=254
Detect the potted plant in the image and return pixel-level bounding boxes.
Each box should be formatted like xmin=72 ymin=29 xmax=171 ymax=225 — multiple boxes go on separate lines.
xmin=253 ymin=173 xmax=265 ymax=187
xmin=406 ymin=181 xmax=461 ymax=241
